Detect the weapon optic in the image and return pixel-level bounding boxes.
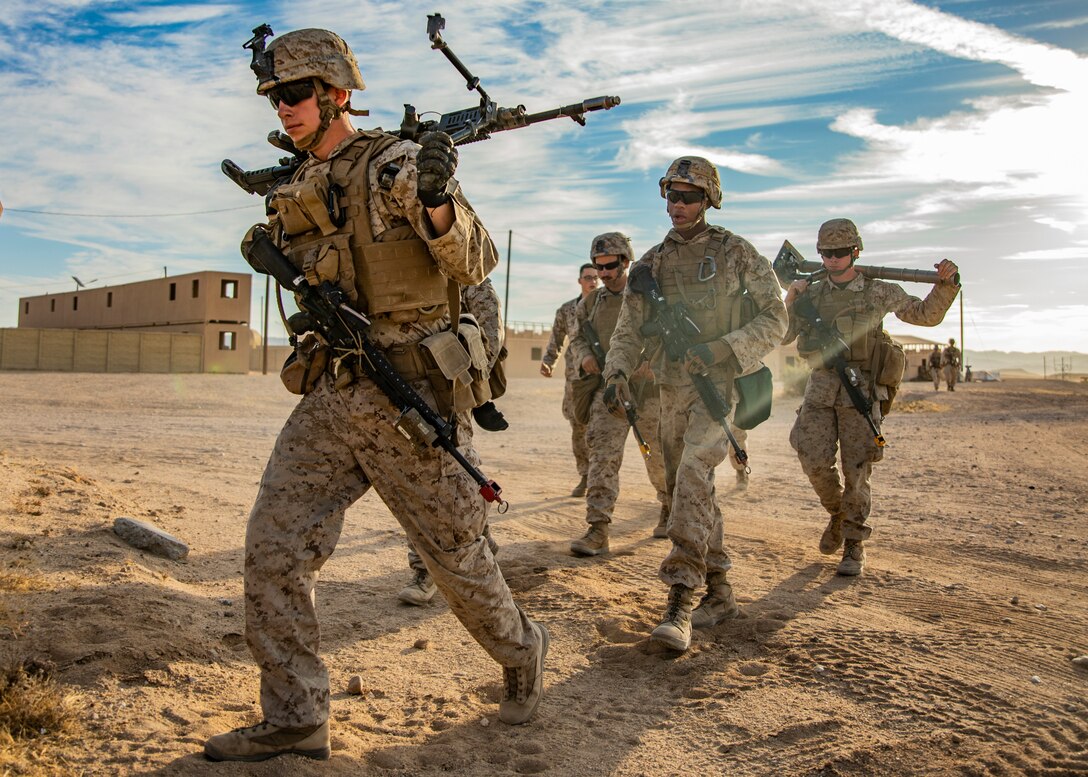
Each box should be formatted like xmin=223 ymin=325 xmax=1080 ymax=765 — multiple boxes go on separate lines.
xmin=221 ymin=14 xmax=621 ymax=196
xmin=773 ymin=240 xmax=961 ymax=289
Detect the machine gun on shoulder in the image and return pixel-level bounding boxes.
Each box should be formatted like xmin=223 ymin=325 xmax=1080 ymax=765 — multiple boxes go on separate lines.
xmin=581 ymin=319 xmax=651 ymax=460
xmin=628 ymin=265 xmax=748 ymax=469
xmin=221 ymin=13 xmax=621 ymax=196
xmin=773 ymin=240 xmax=960 ymax=288
xmin=243 ymin=229 xmax=509 ymax=510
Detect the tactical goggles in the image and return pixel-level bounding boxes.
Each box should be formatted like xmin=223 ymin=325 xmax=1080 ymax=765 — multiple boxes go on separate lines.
xmin=267 ymin=81 xmax=316 ymax=108
xmin=593 ymin=259 xmax=623 ymax=272
xmin=818 ymin=247 xmax=855 ymax=259
xmin=665 ymin=189 xmax=704 ymax=205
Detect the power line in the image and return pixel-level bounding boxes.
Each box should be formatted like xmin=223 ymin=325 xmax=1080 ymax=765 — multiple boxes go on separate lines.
xmin=4 ymin=205 xmax=257 ymax=218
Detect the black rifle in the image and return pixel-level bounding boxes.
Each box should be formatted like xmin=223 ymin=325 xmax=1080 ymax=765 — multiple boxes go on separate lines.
xmin=244 ymin=229 xmax=509 ymax=510
xmin=222 ymin=14 xmax=620 ymax=196
xmin=581 ymin=319 xmax=650 ymax=460
xmin=790 ymin=294 xmax=887 ymax=448
xmin=628 ymin=265 xmax=748 ymax=469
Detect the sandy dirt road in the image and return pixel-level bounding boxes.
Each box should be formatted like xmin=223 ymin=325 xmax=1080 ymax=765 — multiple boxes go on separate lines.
xmin=1 ymin=373 xmax=1086 ymax=776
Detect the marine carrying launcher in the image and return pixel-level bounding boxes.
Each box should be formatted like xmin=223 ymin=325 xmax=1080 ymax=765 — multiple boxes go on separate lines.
xmin=222 ymin=12 xmax=621 ymax=196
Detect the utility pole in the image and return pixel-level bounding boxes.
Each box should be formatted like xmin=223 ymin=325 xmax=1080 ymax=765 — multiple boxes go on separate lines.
xmin=959 ymin=287 xmax=965 ymax=380
xmin=504 ymin=229 xmax=512 ymax=321
xmin=262 ymin=275 xmax=270 ymax=375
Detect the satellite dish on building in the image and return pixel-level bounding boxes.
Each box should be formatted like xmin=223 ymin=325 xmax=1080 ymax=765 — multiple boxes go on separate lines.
xmin=72 ymin=276 xmax=98 ymax=290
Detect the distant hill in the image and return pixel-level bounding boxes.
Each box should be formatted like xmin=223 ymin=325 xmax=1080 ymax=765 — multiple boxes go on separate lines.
xmin=956 ymin=350 xmax=1086 ymax=376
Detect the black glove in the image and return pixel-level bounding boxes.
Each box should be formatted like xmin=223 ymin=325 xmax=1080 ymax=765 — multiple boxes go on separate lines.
xmin=472 ymin=401 xmax=509 ymax=432
xmin=417 ymin=131 xmax=458 ymax=208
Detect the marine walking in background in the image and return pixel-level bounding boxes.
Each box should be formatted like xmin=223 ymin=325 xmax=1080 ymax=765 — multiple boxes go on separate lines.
xmin=943 ymin=337 xmax=962 ymax=392
xmin=540 ymin=264 xmax=600 ymax=497
xmin=567 ymin=232 xmax=669 ymax=557
xmin=783 ymin=218 xmax=960 ymax=577
xmin=204 ymin=26 xmax=546 ymax=762
xmin=602 ymin=157 xmax=787 ymax=652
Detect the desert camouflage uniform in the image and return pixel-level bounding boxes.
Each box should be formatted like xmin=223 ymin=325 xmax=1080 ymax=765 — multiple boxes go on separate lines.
xmin=784 ymin=276 xmax=959 ymax=543
xmin=605 ymin=226 xmax=787 ymax=590
xmin=928 ymin=348 xmax=942 ymax=390
xmin=943 ymin=343 xmax=961 ymax=391
xmin=570 ymin=286 xmax=667 ymax=526
xmin=246 ymin=131 xmax=539 ymax=729
xmin=542 ymin=297 xmax=590 ymax=480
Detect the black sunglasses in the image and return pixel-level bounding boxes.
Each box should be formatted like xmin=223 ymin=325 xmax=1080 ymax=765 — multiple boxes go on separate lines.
xmin=665 ymin=189 xmax=704 ymax=205
xmin=593 ymin=259 xmax=623 ymax=272
xmin=818 ymin=247 xmax=855 ymax=259
xmin=267 ymin=81 xmax=316 ymax=109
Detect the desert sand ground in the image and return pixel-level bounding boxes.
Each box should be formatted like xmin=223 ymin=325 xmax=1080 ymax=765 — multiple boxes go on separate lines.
xmin=1 ymin=372 xmax=1086 ymax=776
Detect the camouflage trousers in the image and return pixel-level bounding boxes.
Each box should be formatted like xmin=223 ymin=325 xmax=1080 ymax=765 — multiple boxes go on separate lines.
xmin=244 ymin=374 xmax=539 ymax=728
xmin=584 ymin=390 xmax=667 ymax=525
xmin=789 ymin=389 xmax=884 ymax=542
xmin=562 ymin=378 xmax=590 ymax=479
xmin=931 ymin=366 xmax=941 ymax=390
xmin=657 ymin=382 xmax=734 ymax=590
xmin=944 ymin=365 xmax=958 ymax=390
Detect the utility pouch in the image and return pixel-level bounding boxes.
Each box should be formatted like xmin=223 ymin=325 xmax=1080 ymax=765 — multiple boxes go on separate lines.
xmin=268 ymin=169 xmax=339 ymax=237
xmin=457 ymin=317 xmax=494 ymax=407
xmin=284 ymin=233 xmax=358 ymax=306
xmin=572 ymin=374 xmax=603 ymax=425
xmin=419 ymin=330 xmax=476 ymax=414
xmin=488 ymin=346 xmax=509 ymax=400
xmin=733 ymin=364 xmax=773 ymax=430
xmin=280 ymin=334 xmax=328 ymax=395
xmin=875 ymin=331 xmax=906 ymax=416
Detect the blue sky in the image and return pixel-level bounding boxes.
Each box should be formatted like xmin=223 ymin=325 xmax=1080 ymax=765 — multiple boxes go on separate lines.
xmin=1 ymin=0 xmax=1085 ymax=353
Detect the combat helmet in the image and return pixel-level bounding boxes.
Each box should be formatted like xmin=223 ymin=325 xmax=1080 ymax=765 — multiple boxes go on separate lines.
xmin=252 ymin=28 xmax=365 ymax=95
xmin=590 ymin=231 xmax=634 ymax=264
xmin=817 ymin=218 xmax=864 ymax=252
xmin=658 ymin=156 xmax=722 ymax=209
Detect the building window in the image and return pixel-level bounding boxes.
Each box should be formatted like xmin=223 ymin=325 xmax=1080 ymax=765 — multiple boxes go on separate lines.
xmin=221 ymin=279 xmax=238 ymax=299
xmin=169 ymin=282 xmax=177 ymax=301
xmin=531 ymin=346 xmax=543 ymax=361
xmin=23 ymin=302 xmax=28 ymax=315
xmin=73 ymin=296 xmax=79 ymax=311
xmin=51 ymin=299 xmax=56 ymax=312
xmin=219 ymin=331 xmax=237 ymax=351
xmin=107 ymin=291 xmax=113 ymax=307
xmin=192 ymin=279 xmax=199 ymax=298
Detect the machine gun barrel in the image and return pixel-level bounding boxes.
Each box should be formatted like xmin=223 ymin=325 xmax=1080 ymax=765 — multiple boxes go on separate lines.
xmin=522 ymin=96 xmax=622 ymax=126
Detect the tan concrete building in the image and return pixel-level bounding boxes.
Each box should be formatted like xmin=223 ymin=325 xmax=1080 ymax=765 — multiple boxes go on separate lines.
xmin=16 ymin=271 xmax=252 ymax=373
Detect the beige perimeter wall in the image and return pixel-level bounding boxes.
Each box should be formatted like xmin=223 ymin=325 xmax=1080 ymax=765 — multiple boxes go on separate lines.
xmin=0 ymin=328 xmax=205 ymax=373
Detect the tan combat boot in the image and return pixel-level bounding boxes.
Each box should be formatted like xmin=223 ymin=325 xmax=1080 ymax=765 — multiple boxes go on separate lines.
xmin=691 ymin=580 xmax=740 ymax=629
xmin=570 ymin=475 xmax=588 ymax=498
xmin=652 ymin=506 xmax=669 ymax=539
xmin=570 ymin=522 xmax=609 ymax=556
xmin=650 ymin=584 xmax=694 ymax=651
xmin=204 ymin=720 xmax=330 ymax=762
xmin=397 ymin=569 xmax=437 ymax=605
xmin=499 ymin=621 xmax=549 ymax=725
xmin=836 ymin=539 xmax=866 ymax=576
xmin=819 ymin=513 xmax=844 ymax=555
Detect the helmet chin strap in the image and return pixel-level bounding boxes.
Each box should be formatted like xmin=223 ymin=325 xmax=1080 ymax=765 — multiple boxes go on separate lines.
xmin=293 ymin=79 xmax=371 ymax=151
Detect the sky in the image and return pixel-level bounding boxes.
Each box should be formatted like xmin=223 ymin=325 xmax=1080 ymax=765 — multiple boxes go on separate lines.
xmin=1 ymin=0 xmax=1086 ymax=354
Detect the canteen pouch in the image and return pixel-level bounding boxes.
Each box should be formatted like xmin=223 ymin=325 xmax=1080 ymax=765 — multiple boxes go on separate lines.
xmin=875 ymin=331 xmax=906 ymax=416
xmin=419 ymin=330 xmax=476 ymax=414
xmin=733 ymin=364 xmax=773 ymax=430
xmin=280 ymin=334 xmax=328 ymax=395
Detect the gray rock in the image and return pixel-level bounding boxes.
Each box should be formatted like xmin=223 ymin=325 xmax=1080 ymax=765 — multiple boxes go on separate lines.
xmin=113 ymin=517 xmax=189 ymax=560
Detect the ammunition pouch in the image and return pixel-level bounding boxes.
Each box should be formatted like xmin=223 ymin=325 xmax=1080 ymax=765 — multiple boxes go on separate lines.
xmin=733 ymin=364 xmax=773 ymax=430
xmin=268 ymin=168 xmax=341 ymax=238
xmin=280 ymin=334 xmax=328 ymax=395
xmin=356 ymin=238 xmax=447 ymax=322
xmin=572 ymin=373 xmax=603 ymax=425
